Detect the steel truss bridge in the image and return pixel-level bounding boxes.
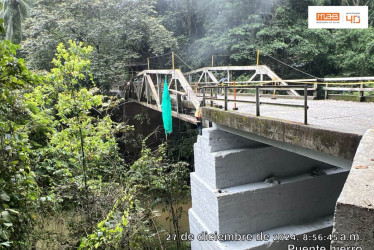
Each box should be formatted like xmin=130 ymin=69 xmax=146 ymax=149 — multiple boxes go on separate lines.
xmin=112 ymin=64 xmax=374 ymax=127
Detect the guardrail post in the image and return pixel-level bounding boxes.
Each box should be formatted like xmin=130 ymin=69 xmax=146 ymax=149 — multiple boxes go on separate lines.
xmin=210 ymin=88 xmax=213 ymax=107
xmin=233 ymin=81 xmax=238 ymax=110
xmin=359 ymin=83 xmax=364 ymax=102
xmin=313 ymin=83 xmax=317 ymax=98
xmin=256 ymin=86 xmax=260 ymax=116
xmin=203 ymin=88 xmax=206 ymax=106
xmin=325 ymin=84 xmax=328 ymax=100
xmin=224 ymin=87 xmax=228 ymax=111
xmin=304 ymin=84 xmax=308 ymax=125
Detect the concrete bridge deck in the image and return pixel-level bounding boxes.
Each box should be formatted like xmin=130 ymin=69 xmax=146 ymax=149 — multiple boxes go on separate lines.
xmin=208 ymin=95 xmax=374 ymax=135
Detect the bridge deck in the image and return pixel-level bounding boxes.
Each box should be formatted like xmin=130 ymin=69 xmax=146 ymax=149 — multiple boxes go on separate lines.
xmin=210 ymin=95 xmax=374 ymax=135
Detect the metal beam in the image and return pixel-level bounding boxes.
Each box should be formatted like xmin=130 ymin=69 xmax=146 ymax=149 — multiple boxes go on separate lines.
xmin=174 ymin=69 xmax=200 ymax=109
xmin=323 ymin=87 xmax=374 ymax=91
xmin=323 ymin=77 xmax=374 ymax=81
xmin=185 ymin=65 xmax=260 ymax=75
xmin=248 ymin=73 xmax=257 ymax=82
xmin=136 ymin=69 xmax=175 ymax=77
xmin=262 ymin=65 xmax=300 ymax=96
xmin=197 ymin=72 xmax=204 ymax=83
xmin=145 ymin=75 xmax=161 ymax=107
xmin=207 ymin=71 xmax=219 ymax=83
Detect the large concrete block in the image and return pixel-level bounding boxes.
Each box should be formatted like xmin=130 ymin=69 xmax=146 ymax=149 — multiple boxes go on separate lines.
xmin=198 ymin=128 xmax=262 ymax=153
xmin=194 ymin=143 xmax=333 ymax=189
xmin=189 ymin=209 xmax=222 ymax=250
xmin=189 ymin=208 xmax=333 ymax=250
xmin=190 ymin=172 xmax=219 ymax=232
xmin=191 ymin=168 xmax=348 ymax=235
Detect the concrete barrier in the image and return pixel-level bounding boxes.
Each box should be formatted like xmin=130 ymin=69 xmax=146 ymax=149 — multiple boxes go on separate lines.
xmin=331 ymin=129 xmax=374 ymax=249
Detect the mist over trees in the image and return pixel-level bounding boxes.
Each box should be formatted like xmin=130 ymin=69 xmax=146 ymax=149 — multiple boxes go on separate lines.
xmin=156 ymin=0 xmax=374 ymax=78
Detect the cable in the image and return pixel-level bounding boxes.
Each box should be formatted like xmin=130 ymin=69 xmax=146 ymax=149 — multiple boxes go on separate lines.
xmin=146 ymin=52 xmax=173 ymax=70
xmin=147 ymin=52 xmax=172 ymax=59
xmin=265 ymin=54 xmax=318 ymax=79
xmin=125 ymin=63 xmax=148 ymax=67
xmin=174 ymin=53 xmax=200 ymax=76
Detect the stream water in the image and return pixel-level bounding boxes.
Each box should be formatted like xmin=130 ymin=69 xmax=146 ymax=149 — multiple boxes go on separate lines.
xmin=155 ymin=200 xmax=192 ymax=234
xmin=35 ymin=200 xmax=192 ymax=249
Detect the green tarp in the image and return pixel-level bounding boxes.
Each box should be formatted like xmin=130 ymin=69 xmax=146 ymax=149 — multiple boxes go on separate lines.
xmin=162 ymin=77 xmax=172 ymax=135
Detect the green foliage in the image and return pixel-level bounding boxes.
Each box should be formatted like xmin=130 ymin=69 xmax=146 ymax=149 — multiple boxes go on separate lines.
xmin=331 ymin=28 xmax=374 ymax=76
xmin=158 ymin=0 xmax=374 ymax=78
xmin=48 ymin=40 xmax=94 ymax=88
xmin=80 ymin=142 xmax=190 ymax=249
xmin=20 ymin=40 xmax=133 ymax=247
xmin=0 ymin=40 xmax=40 ymax=248
xmin=79 ymin=192 xmax=132 ymax=250
xmin=22 ymin=0 xmax=177 ymax=91
xmin=167 ymin=127 xmax=197 ymax=165
xmin=128 ymin=142 xmax=189 ymax=249
xmin=0 ymin=37 xmax=190 ymax=248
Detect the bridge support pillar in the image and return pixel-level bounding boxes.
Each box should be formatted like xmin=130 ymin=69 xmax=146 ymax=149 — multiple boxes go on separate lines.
xmin=189 ymin=128 xmax=349 ymax=249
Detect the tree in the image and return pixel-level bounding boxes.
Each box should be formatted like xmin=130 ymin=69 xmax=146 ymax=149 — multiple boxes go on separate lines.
xmin=160 ymin=0 xmax=374 ymax=78
xmin=0 ymin=40 xmax=40 ymax=248
xmin=80 ymin=142 xmax=190 ymax=249
xmin=0 ymin=0 xmax=33 ymax=43
xmin=22 ymin=0 xmax=177 ymax=91
xmin=330 ymin=28 xmax=374 ymax=76
xmin=127 ymin=142 xmax=189 ymax=249
xmin=24 ymin=40 xmax=133 ymax=247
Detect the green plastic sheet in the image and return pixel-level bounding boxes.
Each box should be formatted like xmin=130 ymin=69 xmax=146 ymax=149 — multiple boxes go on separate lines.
xmin=162 ymin=77 xmax=172 ymax=135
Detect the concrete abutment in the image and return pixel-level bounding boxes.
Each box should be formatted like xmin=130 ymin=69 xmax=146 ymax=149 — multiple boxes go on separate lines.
xmin=189 ymin=127 xmax=351 ymax=249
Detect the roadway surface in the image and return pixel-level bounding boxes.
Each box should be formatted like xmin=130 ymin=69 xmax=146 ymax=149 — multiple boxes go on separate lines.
xmin=207 ymin=94 xmax=374 ymax=135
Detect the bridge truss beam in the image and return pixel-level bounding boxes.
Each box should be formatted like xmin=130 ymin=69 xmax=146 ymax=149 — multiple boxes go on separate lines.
xmin=129 ymin=69 xmax=201 ymax=121
xmin=185 ymin=65 xmax=301 ymax=96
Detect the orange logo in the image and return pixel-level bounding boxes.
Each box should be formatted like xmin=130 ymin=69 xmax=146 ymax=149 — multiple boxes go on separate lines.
xmin=316 ymin=13 xmax=340 ymax=21
xmin=346 ymin=15 xmax=360 ymax=23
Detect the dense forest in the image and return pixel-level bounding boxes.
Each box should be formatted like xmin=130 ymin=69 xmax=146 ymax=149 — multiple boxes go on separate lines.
xmin=1 ymin=0 xmax=373 ymax=249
